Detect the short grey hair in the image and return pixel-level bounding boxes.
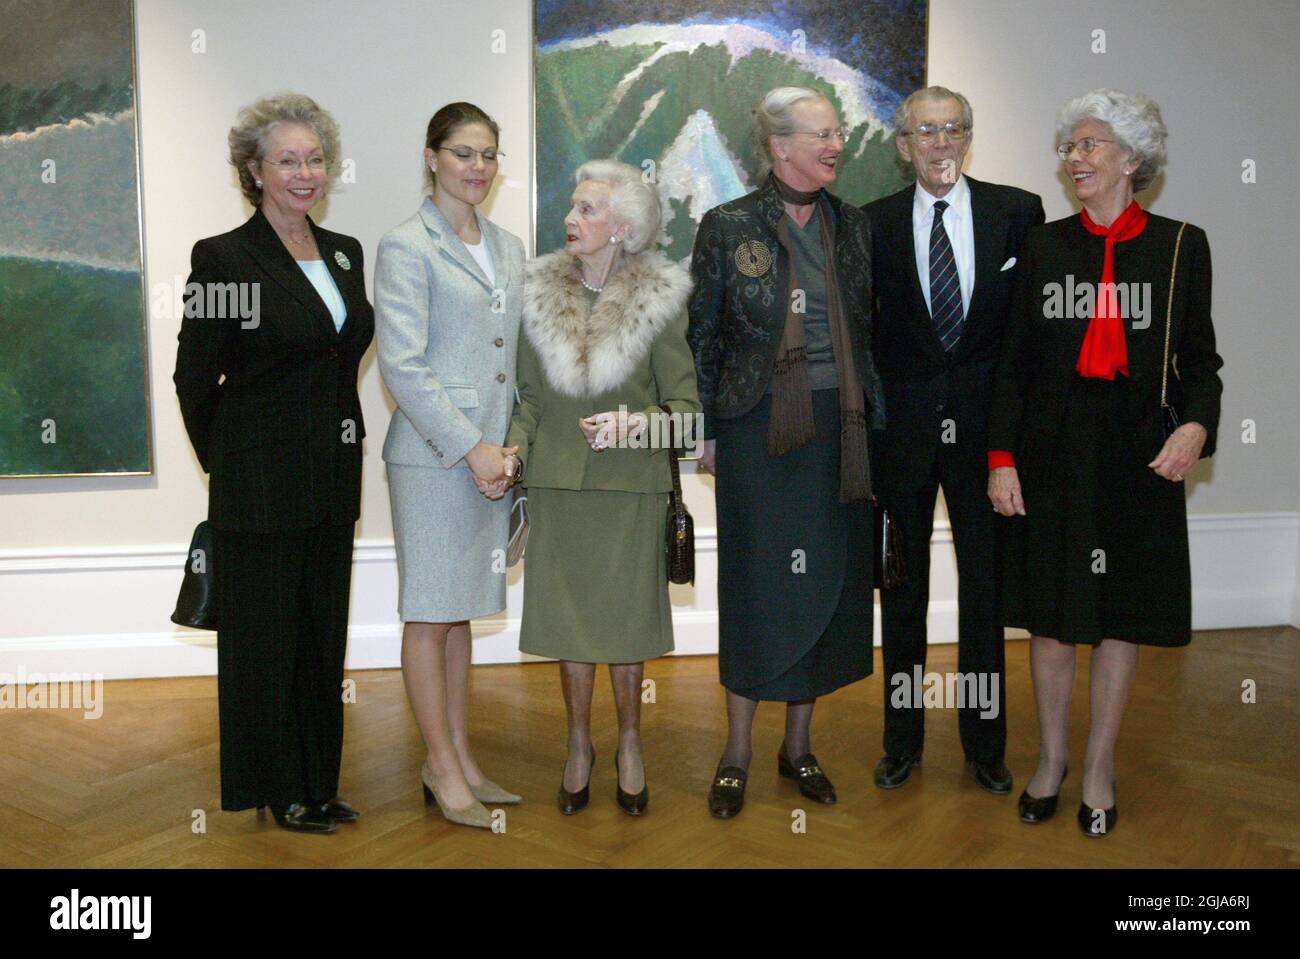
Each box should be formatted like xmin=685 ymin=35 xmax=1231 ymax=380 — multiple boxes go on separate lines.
xmin=1057 ymin=88 xmax=1167 ymax=192
xmin=752 ymin=86 xmax=830 ymax=175
xmin=574 ymin=159 xmax=662 ymax=254
xmin=228 ymin=92 xmax=342 ymax=206
xmin=894 ymin=85 xmax=973 ymax=133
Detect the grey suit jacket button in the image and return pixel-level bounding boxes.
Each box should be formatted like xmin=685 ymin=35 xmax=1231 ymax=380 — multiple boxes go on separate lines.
xmin=496 ymin=372 xmax=506 ymax=382
xmin=494 ymin=337 xmax=504 ymax=347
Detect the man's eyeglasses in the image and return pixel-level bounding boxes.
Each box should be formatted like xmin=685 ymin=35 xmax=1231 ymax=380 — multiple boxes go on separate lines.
xmin=900 ymin=121 xmax=971 ymax=144
xmin=266 ymin=156 xmax=327 ymax=173
xmin=439 ymin=146 xmax=503 ymax=162
xmin=793 ymin=128 xmax=849 ymax=142
xmin=1056 ymin=137 xmax=1116 ymax=160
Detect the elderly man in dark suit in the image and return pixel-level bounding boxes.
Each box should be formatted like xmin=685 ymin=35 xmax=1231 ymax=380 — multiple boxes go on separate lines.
xmin=862 ymin=86 xmax=1044 ymax=794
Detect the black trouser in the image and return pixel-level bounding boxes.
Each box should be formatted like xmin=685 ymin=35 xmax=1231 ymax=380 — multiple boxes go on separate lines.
xmin=880 ymin=443 xmax=1006 ymax=763
xmin=212 ymin=522 xmax=355 ymax=811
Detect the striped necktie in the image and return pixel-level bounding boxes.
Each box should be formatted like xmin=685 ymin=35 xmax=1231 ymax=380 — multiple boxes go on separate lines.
xmin=929 ymin=199 xmax=964 ymax=352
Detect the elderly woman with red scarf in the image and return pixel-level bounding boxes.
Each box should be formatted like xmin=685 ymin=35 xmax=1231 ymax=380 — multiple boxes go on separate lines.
xmin=987 ymin=89 xmax=1223 ymax=837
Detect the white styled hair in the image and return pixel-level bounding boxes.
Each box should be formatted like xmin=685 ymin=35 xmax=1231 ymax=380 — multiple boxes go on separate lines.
xmin=574 ymin=158 xmax=662 ymax=254
xmin=1057 ymin=88 xmax=1168 ymax=192
xmin=894 ymin=85 xmax=973 ymax=133
xmin=752 ymin=86 xmax=829 ymax=174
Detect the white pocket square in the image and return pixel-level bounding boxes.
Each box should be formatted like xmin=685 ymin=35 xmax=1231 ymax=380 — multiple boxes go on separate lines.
xmin=1000 ymin=257 xmax=1017 ymax=271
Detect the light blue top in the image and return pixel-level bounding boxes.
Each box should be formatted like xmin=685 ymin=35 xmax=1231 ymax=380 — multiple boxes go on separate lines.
xmin=297 ymin=259 xmax=346 ymax=331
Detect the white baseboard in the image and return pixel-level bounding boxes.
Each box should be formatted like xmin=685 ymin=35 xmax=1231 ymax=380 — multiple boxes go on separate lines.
xmin=1 ymin=513 xmax=1295 ymax=681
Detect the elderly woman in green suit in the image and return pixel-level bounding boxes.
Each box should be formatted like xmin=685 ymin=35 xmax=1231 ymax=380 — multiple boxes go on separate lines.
xmin=505 ymin=159 xmax=701 ymax=817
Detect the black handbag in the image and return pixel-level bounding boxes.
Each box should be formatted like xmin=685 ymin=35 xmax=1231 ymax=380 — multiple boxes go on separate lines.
xmin=662 ymin=405 xmax=695 ymax=585
xmin=873 ymin=498 xmax=906 ymax=591
xmin=1160 ymin=222 xmax=1189 ymax=439
xmin=171 ymin=521 xmax=217 ymax=630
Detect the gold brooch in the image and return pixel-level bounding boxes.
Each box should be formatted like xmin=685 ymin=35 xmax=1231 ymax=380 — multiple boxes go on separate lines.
xmin=734 ymin=240 xmax=772 ymax=278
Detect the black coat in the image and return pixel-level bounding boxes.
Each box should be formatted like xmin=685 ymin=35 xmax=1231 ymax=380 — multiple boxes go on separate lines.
xmin=987 ymin=213 xmax=1223 ymax=465
xmin=862 ymin=177 xmax=1045 ymax=495
xmin=174 ymin=209 xmax=375 ymax=531
xmin=687 ymin=177 xmax=886 ymax=440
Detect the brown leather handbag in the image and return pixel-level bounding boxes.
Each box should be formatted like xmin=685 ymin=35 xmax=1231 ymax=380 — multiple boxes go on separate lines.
xmin=662 ymin=404 xmax=695 ymax=585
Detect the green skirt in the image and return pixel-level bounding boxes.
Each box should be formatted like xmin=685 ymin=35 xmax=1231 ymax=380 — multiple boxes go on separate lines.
xmin=518 ymin=487 xmax=674 ymax=664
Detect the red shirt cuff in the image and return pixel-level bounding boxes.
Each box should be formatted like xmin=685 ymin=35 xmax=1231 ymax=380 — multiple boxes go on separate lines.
xmin=988 ymin=450 xmax=1016 ymax=470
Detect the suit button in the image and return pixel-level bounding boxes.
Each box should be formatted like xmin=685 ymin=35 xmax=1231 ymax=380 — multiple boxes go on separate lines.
xmin=496 ymin=373 xmax=506 ymax=382
xmin=494 ymin=337 xmax=504 ymax=347
xmin=935 ymin=404 xmax=944 ymax=412
xmin=328 ymin=347 xmax=338 ymax=358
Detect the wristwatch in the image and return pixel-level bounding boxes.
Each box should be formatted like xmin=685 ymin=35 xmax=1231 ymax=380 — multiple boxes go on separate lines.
xmin=509 ymin=455 xmax=524 ymax=484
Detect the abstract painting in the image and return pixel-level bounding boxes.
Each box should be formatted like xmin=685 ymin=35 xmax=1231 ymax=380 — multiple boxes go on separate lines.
xmin=0 ymin=0 xmax=150 ymax=477
xmin=534 ymin=0 xmax=928 ymax=259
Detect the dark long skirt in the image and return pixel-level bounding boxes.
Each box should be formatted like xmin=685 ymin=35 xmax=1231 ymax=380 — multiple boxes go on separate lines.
xmin=999 ymin=375 xmax=1192 ymax=646
xmin=714 ymin=388 xmax=875 ymax=701
xmin=211 ymin=522 xmax=355 ymax=810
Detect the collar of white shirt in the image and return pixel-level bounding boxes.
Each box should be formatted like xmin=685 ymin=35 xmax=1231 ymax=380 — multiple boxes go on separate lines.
xmin=912 ymin=174 xmax=970 ymax=225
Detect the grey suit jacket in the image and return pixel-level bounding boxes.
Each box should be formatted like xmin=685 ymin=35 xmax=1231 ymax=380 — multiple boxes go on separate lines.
xmin=375 ymin=197 xmax=525 ymax=468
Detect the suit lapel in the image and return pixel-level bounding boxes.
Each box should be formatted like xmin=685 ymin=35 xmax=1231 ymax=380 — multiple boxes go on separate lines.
xmin=481 ymin=217 xmax=510 ymax=296
xmin=419 ymin=197 xmax=493 ymax=292
xmin=959 ymin=177 xmax=1009 ymax=358
xmin=313 ymin=225 xmax=364 ymax=339
xmin=239 ymin=209 xmax=336 ymax=339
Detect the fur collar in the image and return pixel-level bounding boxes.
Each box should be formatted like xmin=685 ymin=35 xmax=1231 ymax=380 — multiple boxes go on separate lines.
xmin=523 ymin=249 xmax=692 ymax=398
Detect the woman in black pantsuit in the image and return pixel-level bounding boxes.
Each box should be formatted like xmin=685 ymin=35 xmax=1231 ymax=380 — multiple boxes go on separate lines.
xmin=688 ymin=87 xmax=886 ymax=819
xmin=988 ymin=89 xmax=1223 ymax=836
xmin=174 ymin=94 xmax=374 ymax=834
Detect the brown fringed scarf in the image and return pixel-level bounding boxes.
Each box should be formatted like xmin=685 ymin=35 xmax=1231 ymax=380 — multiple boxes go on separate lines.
xmin=767 ymin=172 xmax=871 ymax=503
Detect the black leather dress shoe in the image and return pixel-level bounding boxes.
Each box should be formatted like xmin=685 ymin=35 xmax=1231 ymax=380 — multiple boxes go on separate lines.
xmin=557 ymin=745 xmax=594 ymax=816
xmin=316 ymin=796 xmax=360 ymax=822
xmin=778 ymin=751 xmax=836 ymax=804
xmin=614 ymin=750 xmax=649 ymax=816
xmin=708 ymin=766 xmax=748 ymax=819
xmin=970 ymin=759 xmax=1013 ymax=795
xmin=1018 ymin=767 xmax=1067 ymax=823
xmin=873 ymin=752 xmax=922 ymax=789
xmin=1078 ymin=799 xmax=1118 ymax=837
xmin=266 ymin=802 xmax=336 ymax=834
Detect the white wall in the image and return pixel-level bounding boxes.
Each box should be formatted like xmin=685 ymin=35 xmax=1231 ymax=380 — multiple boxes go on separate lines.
xmin=2 ymin=0 xmax=1297 ymax=679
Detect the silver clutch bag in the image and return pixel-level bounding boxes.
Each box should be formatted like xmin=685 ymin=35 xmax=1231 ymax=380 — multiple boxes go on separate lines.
xmin=506 ymin=489 xmax=529 ymax=567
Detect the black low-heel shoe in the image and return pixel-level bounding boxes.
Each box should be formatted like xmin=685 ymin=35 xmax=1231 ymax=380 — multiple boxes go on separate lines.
xmin=557 ymin=745 xmax=595 ymax=816
xmin=315 ymin=796 xmax=360 ymax=822
xmin=615 ymin=750 xmax=649 ymax=816
xmin=970 ymin=759 xmax=1014 ymax=794
xmin=1018 ymin=767 xmax=1067 ymax=823
xmin=708 ymin=765 xmax=748 ymax=819
xmin=264 ymin=802 xmax=336 ymax=834
xmin=1078 ymin=799 xmax=1118 ymax=837
xmin=778 ymin=750 xmax=836 ymax=804
xmin=873 ymin=752 xmax=922 ymax=789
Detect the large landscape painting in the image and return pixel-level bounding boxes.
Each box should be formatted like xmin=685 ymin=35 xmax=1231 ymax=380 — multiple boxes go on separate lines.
xmin=534 ymin=0 xmax=928 ymax=259
xmin=0 ymin=0 xmax=150 ymax=477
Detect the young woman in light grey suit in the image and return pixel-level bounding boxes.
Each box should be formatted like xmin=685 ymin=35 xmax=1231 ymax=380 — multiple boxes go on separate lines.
xmin=374 ymin=103 xmax=525 ymax=828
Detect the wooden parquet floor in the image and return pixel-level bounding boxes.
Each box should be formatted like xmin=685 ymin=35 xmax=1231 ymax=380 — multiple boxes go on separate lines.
xmin=1 ymin=627 xmax=1296 ymax=868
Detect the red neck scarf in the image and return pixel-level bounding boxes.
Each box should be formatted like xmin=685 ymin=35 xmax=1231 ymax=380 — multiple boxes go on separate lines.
xmin=1076 ymin=200 xmax=1148 ymax=379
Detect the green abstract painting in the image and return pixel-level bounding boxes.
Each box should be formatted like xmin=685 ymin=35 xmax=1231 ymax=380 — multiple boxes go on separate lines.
xmin=0 ymin=0 xmax=150 ymax=477
xmin=534 ymin=0 xmax=928 ymax=259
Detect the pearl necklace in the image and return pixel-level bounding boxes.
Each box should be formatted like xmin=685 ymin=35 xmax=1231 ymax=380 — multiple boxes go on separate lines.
xmin=581 ymin=276 xmax=603 ymax=293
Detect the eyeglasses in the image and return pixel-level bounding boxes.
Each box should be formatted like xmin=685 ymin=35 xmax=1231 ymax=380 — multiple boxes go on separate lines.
xmin=266 ymin=156 xmax=326 ymax=173
xmin=1057 ymin=137 xmax=1116 ymax=160
xmin=900 ymin=122 xmax=971 ymax=143
xmin=439 ymin=146 xmax=503 ymax=162
xmin=793 ymin=128 xmax=849 ymax=142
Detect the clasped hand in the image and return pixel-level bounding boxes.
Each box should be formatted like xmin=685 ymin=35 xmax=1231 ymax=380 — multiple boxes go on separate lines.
xmin=465 ymin=441 xmax=518 ymax=501
xmin=578 ymin=410 xmax=647 ymax=451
